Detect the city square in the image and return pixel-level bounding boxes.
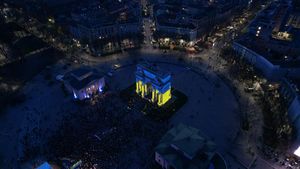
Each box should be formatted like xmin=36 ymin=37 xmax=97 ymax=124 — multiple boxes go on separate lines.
xmin=0 ymin=0 xmax=300 ymax=169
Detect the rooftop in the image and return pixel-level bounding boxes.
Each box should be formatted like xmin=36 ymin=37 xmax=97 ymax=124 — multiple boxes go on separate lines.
xmin=64 ymin=67 xmax=104 ymax=90
xmin=71 ymin=0 xmax=140 ymax=29
xmin=235 ymin=35 xmax=300 ymax=68
xmin=248 ymin=0 xmax=300 ymax=35
xmin=154 ymin=4 xmax=212 ymax=30
xmin=155 ymin=124 xmax=217 ymax=169
xmin=137 ymin=62 xmax=170 ymax=80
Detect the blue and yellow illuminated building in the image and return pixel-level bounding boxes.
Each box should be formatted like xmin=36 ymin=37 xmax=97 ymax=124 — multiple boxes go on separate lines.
xmin=135 ymin=63 xmax=171 ymax=106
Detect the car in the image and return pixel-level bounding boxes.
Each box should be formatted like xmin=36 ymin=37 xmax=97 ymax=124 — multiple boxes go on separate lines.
xmin=244 ymin=87 xmax=254 ymax=93
xmin=113 ymin=64 xmax=121 ymax=69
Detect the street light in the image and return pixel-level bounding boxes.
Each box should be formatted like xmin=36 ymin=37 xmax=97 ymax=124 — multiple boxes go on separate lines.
xmin=48 ymin=17 xmax=55 ymax=24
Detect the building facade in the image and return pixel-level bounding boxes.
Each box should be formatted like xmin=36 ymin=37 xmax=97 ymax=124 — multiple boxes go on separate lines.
xmin=233 ymin=0 xmax=300 ymax=81
xmin=70 ymin=20 xmax=141 ymax=41
xmin=69 ymin=0 xmax=141 ymax=41
xmin=233 ymin=41 xmax=300 ymax=80
xmin=63 ymin=67 xmax=105 ymax=100
xmin=135 ymin=63 xmax=171 ymax=106
xmin=153 ymin=0 xmax=245 ymax=42
xmin=153 ymin=4 xmax=211 ymax=42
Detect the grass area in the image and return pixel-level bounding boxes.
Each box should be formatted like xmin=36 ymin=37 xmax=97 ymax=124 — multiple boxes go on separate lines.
xmin=120 ymin=84 xmax=187 ymax=121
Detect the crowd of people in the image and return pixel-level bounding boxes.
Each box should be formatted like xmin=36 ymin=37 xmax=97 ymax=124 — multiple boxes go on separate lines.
xmin=38 ymin=92 xmax=167 ymax=168
xmin=262 ymin=145 xmax=300 ymax=169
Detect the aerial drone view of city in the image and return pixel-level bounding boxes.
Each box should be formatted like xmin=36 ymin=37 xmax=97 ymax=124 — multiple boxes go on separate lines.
xmin=0 ymin=0 xmax=300 ymax=168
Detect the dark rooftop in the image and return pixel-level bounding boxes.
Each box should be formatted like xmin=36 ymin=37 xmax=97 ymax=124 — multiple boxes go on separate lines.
xmin=236 ymin=35 xmax=300 ymax=68
xmin=154 ymin=4 xmax=214 ymax=30
xmin=137 ymin=62 xmax=171 ymax=79
xmin=64 ymin=67 xmax=104 ymax=90
xmin=155 ymin=124 xmax=217 ymax=169
xmin=71 ymin=0 xmax=140 ymax=29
